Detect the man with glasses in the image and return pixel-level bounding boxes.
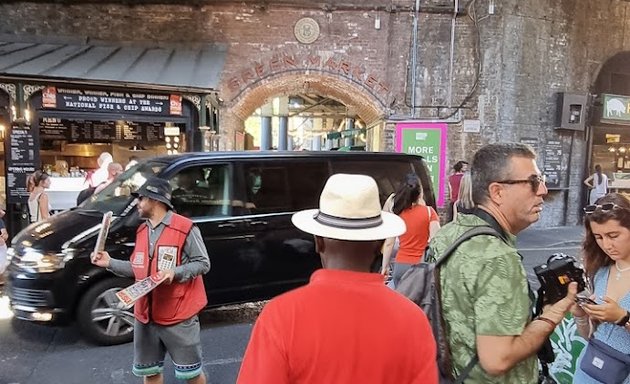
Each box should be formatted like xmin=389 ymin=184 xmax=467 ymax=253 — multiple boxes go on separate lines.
xmin=425 ymin=142 xmax=578 ymax=383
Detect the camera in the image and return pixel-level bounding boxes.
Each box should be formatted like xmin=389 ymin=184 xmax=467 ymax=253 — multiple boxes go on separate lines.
xmin=534 ymin=253 xmax=586 ymax=304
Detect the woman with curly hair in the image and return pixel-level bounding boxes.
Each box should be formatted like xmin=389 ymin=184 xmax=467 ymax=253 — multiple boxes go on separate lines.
xmin=571 ymin=193 xmax=630 ymax=383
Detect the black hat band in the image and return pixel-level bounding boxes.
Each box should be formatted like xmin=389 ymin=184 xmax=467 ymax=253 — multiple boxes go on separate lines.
xmin=313 ymin=211 xmax=383 ymax=230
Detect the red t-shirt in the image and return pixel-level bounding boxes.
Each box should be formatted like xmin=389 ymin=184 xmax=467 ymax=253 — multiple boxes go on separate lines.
xmin=237 ymin=269 xmax=438 ymax=384
xmin=396 ymin=205 xmax=439 ymax=264
xmin=448 ymin=173 xmax=464 ymax=201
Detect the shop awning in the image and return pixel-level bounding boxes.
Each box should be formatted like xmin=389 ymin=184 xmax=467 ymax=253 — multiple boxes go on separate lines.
xmin=0 ymin=36 xmax=227 ymax=92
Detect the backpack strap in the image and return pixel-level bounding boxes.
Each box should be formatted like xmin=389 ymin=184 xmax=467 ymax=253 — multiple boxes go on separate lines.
xmin=454 ymin=356 xmax=479 ymax=384
xmin=434 ymin=226 xmax=502 ymax=268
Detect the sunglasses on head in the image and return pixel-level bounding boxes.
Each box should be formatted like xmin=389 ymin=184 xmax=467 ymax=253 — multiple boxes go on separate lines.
xmin=496 ymin=174 xmax=546 ymax=192
xmin=583 ymin=203 xmax=622 ymax=214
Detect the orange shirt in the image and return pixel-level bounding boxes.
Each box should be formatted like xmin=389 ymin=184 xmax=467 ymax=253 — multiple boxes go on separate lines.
xmin=396 ymin=205 xmax=439 ymax=264
xmin=237 ymin=269 xmax=438 ymax=384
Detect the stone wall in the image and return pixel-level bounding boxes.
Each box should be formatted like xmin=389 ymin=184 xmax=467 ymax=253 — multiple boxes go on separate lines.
xmin=3 ymin=0 xmax=630 ymax=226
xmin=408 ymin=0 xmax=630 ymax=227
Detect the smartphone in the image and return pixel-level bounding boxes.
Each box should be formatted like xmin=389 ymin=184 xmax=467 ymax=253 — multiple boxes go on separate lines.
xmin=575 ymin=296 xmax=597 ymax=306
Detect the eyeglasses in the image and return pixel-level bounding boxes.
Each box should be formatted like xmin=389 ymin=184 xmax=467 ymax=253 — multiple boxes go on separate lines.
xmin=496 ymin=174 xmax=546 ymax=192
xmin=583 ymin=203 xmax=622 ymax=214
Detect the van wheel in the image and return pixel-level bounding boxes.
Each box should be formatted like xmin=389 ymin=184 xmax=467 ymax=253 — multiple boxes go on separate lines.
xmin=77 ymin=278 xmax=135 ymax=345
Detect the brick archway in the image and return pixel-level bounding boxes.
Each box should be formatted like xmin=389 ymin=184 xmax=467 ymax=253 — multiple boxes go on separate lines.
xmin=229 ymin=72 xmax=386 ymax=125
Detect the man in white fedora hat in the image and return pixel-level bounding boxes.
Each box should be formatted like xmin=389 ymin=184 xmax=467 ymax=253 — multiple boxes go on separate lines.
xmin=237 ymin=174 xmax=437 ymax=384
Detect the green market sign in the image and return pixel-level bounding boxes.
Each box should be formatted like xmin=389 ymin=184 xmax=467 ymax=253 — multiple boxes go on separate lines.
xmin=602 ymin=94 xmax=630 ymax=122
xmin=395 ymin=122 xmax=447 ymax=207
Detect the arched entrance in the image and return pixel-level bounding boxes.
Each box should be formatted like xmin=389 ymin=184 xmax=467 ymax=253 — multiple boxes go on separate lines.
xmin=588 ymin=51 xmax=630 ymax=202
xmin=226 ymin=72 xmax=386 ymax=151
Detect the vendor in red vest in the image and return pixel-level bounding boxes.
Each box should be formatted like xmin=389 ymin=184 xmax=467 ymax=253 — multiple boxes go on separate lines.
xmin=92 ymin=176 xmax=210 ymax=384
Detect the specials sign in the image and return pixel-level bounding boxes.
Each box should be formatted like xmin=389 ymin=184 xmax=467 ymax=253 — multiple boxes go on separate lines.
xmin=6 ymin=123 xmax=40 ymax=203
xmin=42 ymin=87 xmax=183 ymax=116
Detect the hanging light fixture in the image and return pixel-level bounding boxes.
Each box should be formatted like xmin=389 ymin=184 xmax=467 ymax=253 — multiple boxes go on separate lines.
xmin=609 ymin=146 xmax=618 ymax=153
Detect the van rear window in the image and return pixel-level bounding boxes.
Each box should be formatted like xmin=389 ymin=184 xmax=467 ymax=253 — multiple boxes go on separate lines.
xmin=331 ymin=161 xmax=414 ymax=206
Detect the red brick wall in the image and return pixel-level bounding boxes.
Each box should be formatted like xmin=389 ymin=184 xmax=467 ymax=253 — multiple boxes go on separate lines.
xmin=0 ymin=2 xmax=414 ymax=149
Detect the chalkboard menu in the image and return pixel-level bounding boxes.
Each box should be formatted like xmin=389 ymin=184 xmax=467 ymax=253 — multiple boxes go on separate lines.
xmin=39 ymin=118 xmax=164 ymax=143
xmin=117 ymin=122 xmax=164 ymax=142
xmin=145 ymin=123 xmax=162 ymax=141
xmin=6 ymin=123 xmax=40 ymax=203
xmin=543 ymin=140 xmax=563 ymax=188
xmin=118 ymin=122 xmax=143 ymax=141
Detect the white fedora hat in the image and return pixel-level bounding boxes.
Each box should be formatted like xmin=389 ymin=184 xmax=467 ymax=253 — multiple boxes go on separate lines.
xmin=291 ymin=173 xmax=406 ymax=241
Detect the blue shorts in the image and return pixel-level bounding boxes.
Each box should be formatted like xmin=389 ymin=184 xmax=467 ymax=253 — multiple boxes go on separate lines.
xmin=132 ymin=316 xmax=203 ymax=380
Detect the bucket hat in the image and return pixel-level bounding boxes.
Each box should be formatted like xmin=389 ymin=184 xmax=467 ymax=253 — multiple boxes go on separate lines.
xmin=291 ymin=173 xmax=406 ymax=241
xmin=132 ymin=177 xmax=174 ymax=209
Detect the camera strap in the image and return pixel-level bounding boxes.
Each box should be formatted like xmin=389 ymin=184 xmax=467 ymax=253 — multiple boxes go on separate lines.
xmin=534 ymin=273 xmax=556 ymax=380
xmin=472 ymin=208 xmax=510 ymax=244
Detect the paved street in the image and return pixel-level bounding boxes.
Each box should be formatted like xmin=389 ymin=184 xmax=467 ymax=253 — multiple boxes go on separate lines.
xmin=0 ymin=225 xmax=585 ymax=384
xmin=518 ymin=225 xmax=584 ymax=290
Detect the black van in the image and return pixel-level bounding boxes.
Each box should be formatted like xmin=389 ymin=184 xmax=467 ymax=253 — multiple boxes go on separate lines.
xmin=7 ymin=151 xmax=435 ymax=345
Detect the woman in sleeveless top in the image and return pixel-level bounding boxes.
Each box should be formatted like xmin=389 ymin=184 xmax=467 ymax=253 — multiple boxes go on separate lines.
xmin=381 ymin=173 xmax=440 ymax=288
xmin=584 ymin=164 xmax=609 ymax=205
xmin=28 ymin=170 xmax=52 ymax=223
xmin=572 ymin=193 xmax=630 ymax=383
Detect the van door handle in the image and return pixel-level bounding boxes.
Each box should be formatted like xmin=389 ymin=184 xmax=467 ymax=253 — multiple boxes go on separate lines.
xmin=249 ymin=220 xmax=268 ymax=226
xmin=217 ymin=219 xmax=248 ymax=229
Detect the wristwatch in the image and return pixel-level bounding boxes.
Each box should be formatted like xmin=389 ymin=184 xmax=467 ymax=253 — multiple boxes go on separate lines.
xmin=615 ymin=311 xmax=630 ymax=327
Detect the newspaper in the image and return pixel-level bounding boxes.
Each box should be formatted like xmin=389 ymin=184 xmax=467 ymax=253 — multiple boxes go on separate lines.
xmin=91 ymin=211 xmax=113 ymax=262
xmin=116 ymin=273 xmax=166 ymax=307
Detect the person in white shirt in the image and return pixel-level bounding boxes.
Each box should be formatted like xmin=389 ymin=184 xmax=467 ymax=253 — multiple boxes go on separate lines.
xmin=94 ymin=162 xmax=124 ymax=195
xmin=89 ymin=152 xmax=113 ymax=187
xmin=584 ymin=164 xmax=609 ymax=205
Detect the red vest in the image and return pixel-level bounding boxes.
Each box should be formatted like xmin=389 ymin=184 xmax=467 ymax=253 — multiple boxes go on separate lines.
xmin=131 ymin=213 xmax=207 ymax=325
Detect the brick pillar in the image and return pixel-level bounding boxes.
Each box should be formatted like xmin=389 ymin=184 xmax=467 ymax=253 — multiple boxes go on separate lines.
xmin=260 ymin=103 xmax=273 ymax=150
xmin=344 ymin=117 xmax=355 ymax=147
xmin=278 ymin=96 xmax=289 ymax=150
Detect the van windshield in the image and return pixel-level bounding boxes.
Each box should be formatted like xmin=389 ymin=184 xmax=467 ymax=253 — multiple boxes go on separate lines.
xmin=80 ymin=161 xmax=167 ymax=215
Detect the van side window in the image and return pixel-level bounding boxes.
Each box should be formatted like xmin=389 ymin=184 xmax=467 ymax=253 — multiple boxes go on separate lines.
xmin=170 ymin=165 xmax=232 ymax=218
xmin=243 ymin=165 xmax=291 ymax=214
xmin=286 ymin=162 xmax=328 ymax=210
xmin=331 ymin=161 xmax=414 ymax=205
xmin=412 ymin=159 xmax=436 ymax=208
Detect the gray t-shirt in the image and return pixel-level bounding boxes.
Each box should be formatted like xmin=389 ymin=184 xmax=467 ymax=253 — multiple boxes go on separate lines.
xmin=108 ymin=211 xmax=210 ymax=282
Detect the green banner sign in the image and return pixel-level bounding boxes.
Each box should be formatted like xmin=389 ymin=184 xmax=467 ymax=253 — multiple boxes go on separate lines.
xmin=602 ymin=94 xmax=630 ymax=122
xmin=395 ymin=123 xmax=447 ymax=207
